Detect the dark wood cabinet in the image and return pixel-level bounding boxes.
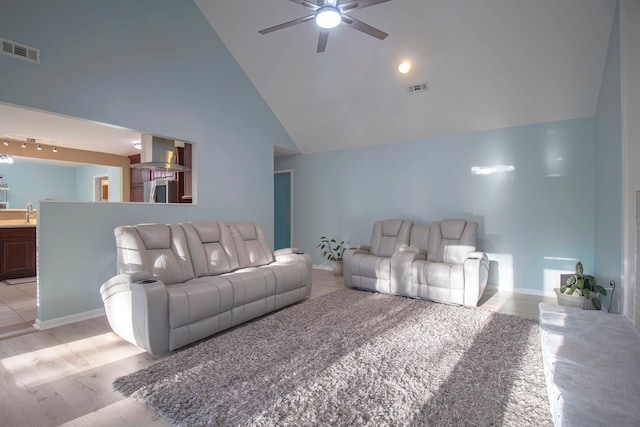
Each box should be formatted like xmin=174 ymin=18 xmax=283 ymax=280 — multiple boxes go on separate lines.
xmin=129 ymin=154 xmax=147 ymax=202
xmin=0 ymin=227 xmax=36 ymax=280
xmin=180 ymin=143 xmax=192 ymax=203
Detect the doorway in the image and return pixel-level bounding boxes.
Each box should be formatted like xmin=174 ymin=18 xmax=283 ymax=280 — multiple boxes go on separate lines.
xmin=274 ymin=170 xmax=292 ymax=250
xmin=93 ymin=176 xmax=109 ymax=202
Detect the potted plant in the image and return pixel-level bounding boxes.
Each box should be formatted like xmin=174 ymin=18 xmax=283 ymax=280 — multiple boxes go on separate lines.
xmin=317 ymin=236 xmax=346 ymax=276
xmin=555 ymin=261 xmax=608 ymax=310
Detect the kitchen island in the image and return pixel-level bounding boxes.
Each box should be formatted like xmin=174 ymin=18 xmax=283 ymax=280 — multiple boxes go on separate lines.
xmin=0 ymin=209 xmax=37 ymax=280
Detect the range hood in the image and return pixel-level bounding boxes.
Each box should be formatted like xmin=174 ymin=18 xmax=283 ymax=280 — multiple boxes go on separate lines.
xmin=129 ymin=135 xmax=190 ymax=172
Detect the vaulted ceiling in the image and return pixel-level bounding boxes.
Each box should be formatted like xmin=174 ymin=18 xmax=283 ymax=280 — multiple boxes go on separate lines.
xmin=0 ymin=0 xmax=617 ymax=157
xmin=196 ymin=0 xmax=617 ymax=154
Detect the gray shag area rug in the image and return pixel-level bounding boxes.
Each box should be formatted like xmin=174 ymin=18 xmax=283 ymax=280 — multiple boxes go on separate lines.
xmin=114 ymin=289 xmax=552 ymax=426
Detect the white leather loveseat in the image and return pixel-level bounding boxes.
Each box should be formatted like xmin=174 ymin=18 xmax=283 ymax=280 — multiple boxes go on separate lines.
xmin=344 ymin=218 xmax=489 ymax=306
xmin=100 ymin=221 xmax=312 ymax=356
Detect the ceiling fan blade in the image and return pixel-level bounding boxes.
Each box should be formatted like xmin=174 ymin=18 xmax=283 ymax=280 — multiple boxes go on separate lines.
xmin=317 ymin=29 xmax=330 ymax=53
xmin=338 ymin=0 xmax=392 ymax=13
xmin=341 ymin=15 xmax=388 ymax=40
xmin=258 ymin=14 xmax=316 ymax=35
xmin=287 ymin=0 xmax=320 ymax=10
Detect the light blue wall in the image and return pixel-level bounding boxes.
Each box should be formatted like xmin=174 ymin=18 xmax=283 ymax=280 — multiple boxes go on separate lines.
xmin=0 ymin=0 xmax=297 ymax=322
xmin=277 ymin=118 xmax=596 ymax=295
xmin=594 ymin=4 xmax=623 ymax=313
xmin=0 ymin=158 xmax=78 ymax=207
xmin=75 ymin=164 xmax=122 ymax=202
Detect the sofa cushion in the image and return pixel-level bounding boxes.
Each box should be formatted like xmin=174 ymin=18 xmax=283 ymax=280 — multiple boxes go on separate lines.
xmin=413 ymin=261 xmax=464 ymax=304
xmin=182 ymin=222 xmax=240 ymax=277
xmin=268 ymin=261 xmax=308 ymax=293
xmin=370 ymin=219 xmax=413 ymax=257
xmin=349 ymin=254 xmax=391 ymax=280
xmin=427 ymin=220 xmax=477 ymax=264
xmin=228 ymin=222 xmax=274 ymax=268
xmin=413 ymin=261 xmax=464 ymax=289
xmin=115 ymin=224 xmax=195 ymax=285
xmin=167 ymin=276 xmax=234 ymax=329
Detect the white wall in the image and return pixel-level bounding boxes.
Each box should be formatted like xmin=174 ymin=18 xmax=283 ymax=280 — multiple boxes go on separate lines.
xmin=277 ymin=118 xmax=597 ymax=296
xmin=0 ymin=0 xmax=297 ymax=322
xmin=620 ymin=0 xmax=640 ymax=323
xmin=594 ymin=4 xmax=623 ymax=314
xmin=75 ymin=164 xmax=122 ymax=202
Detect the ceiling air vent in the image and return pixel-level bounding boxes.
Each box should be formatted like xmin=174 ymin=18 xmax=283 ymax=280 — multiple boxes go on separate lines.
xmin=0 ymin=38 xmax=40 ymax=64
xmin=408 ymin=82 xmax=429 ymax=94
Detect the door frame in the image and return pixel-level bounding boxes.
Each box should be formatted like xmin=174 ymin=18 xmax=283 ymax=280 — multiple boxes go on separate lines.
xmin=93 ymin=175 xmax=109 ymax=202
xmin=274 ymin=169 xmax=293 ymax=248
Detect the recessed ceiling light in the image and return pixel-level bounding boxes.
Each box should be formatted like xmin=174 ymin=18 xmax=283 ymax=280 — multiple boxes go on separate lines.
xmin=398 ymin=61 xmax=412 ymax=74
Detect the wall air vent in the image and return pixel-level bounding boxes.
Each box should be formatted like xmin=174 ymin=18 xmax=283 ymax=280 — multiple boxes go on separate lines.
xmin=408 ymin=82 xmax=429 ymax=94
xmin=0 ymin=38 xmax=40 ymax=64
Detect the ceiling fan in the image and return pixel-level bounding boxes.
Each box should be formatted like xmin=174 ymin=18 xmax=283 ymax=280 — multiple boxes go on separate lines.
xmin=258 ymin=0 xmax=392 ymax=53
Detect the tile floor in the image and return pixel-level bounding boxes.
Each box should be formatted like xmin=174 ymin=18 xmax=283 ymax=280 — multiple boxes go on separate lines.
xmin=0 ymin=278 xmax=37 ymax=339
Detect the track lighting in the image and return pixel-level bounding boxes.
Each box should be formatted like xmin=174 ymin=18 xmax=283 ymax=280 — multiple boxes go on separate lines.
xmin=21 ymin=141 xmax=26 ymax=148
xmin=37 ymin=144 xmax=42 ymax=151
xmin=3 ymin=139 xmax=9 ymax=146
xmin=53 ymin=147 xmax=58 ymax=153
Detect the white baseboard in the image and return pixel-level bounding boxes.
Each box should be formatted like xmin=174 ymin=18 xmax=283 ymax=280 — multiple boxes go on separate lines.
xmin=34 ymin=307 xmax=105 ymax=330
xmin=485 ymin=284 xmax=555 ymax=298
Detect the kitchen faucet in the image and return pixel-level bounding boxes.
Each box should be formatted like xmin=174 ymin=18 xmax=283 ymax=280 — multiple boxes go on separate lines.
xmin=26 ymin=202 xmax=34 ymax=224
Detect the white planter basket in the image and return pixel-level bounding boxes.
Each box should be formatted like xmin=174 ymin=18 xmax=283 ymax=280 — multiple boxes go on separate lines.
xmin=554 ymin=288 xmax=597 ymax=310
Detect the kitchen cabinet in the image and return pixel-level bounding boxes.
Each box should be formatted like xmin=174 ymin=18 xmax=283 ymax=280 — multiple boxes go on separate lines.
xmin=0 ymin=227 xmax=36 ymax=280
xmin=181 ymin=143 xmax=192 ymax=203
xmin=129 ymin=154 xmax=148 ymax=202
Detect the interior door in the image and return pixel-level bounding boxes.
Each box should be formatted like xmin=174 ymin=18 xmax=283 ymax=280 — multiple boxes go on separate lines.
xmin=274 ymin=170 xmax=292 ymax=250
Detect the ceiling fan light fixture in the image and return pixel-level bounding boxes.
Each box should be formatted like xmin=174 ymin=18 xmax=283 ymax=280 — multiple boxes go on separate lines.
xmin=398 ymin=60 xmax=412 ymax=74
xmin=316 ymin=6 xmax=341 ymax=29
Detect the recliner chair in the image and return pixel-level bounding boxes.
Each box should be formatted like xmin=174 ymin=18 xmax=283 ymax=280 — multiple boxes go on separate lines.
xmin=343 ymin=219 xmax=413 ymax=293
xmin=409 ymin=219 xmax=489 ymax=306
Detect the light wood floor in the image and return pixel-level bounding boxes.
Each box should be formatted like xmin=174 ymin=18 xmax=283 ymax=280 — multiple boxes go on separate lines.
xmin=0 ymin=279 xmax=38 ymax=340
xmin=0 ymin=270 xmax=551 ymax=426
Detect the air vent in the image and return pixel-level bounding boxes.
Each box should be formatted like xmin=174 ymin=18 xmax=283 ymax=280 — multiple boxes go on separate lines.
xmin=0 ymin=38 xmax=40 ymax=64
xmin=408 ymin=82 xmax=429 ymax=94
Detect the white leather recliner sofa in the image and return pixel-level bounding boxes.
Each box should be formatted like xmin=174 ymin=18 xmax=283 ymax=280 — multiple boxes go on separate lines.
xmin=100 ymin=221 xmax=312 ymax=356
xmin=343 ymin=219 xmax=413 ymax=293
xmin=344 ymin=218 xmax=489 ymax=307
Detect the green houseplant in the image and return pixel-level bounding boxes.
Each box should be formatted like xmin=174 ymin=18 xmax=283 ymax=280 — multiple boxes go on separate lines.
xmin=556 ymin=261 xmax=608 ymax=310
xmin=317 ymin=236 xmax=346 ymax=276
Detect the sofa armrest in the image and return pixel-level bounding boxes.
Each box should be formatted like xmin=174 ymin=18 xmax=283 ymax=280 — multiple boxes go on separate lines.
xmin=100 ymin=271 xmax=153 ymax=296
xmin=343 ymin=246 xmax=371 ymax=287
xmin=391 ymin=249 xmax=426 ymax=296
xmin=273 ymin=252 xmax=313 ymax=297
xmin=463 ymin=252 xmax=490 ymax=306
xmin=274 ymin=247 xmax=299 ymax=256
xmin=399 ymin=245 xmax=427 ymax=256
xmin=100 ymin=273 xmax=170 ymax=357
xmin=350 ymin=244 xmax=370 ymax=251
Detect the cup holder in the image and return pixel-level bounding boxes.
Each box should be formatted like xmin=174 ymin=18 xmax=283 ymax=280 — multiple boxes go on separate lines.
xmin=138 ymin=279 xmax=157 ymax=284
